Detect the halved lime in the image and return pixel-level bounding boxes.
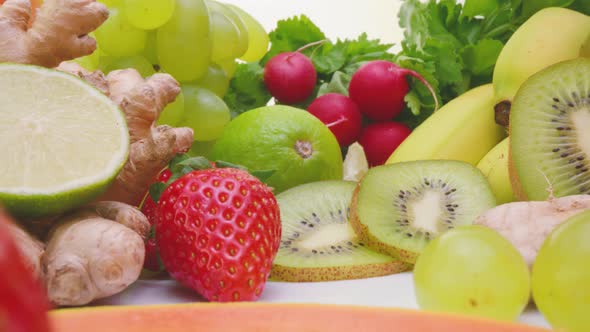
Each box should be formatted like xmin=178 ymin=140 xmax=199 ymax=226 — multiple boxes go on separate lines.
xmin=0 ymin=64 xmax=129 ymax=218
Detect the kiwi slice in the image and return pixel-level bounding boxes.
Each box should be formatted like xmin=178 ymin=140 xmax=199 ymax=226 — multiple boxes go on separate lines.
xmin=350 ymin=160 xmax=496 ymax=264
xmin=510 ymin=58 xmax=590 ymax=200
xmin=270 ymin=180 xmax=409 ymax=282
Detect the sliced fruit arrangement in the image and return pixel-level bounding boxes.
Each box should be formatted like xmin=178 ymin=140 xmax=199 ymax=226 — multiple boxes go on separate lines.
xmin=350 ymin=160 xmax=496 ymax=263
xmin=1 ymin=0 xmax=590 ymax=330
xmin=271 ymin=180 xmax=409 ymax=282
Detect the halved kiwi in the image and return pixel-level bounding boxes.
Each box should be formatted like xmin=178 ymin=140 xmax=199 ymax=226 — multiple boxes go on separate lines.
xmin=509 ymin=58 xmax=590 ymax=200
xmin=350 ymin=160 xmax=496 ymax=264
xmin=270 ymin=180 xmax=409 ymax=282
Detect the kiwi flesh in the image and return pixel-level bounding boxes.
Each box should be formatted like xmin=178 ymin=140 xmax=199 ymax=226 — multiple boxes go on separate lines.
xmin=509 ymin=58 xmax=590 ymax=200
xmin=350 ymin=160 xmax=496 ymax=264
xmin=270 ymin=180 xmax=409 ymax=282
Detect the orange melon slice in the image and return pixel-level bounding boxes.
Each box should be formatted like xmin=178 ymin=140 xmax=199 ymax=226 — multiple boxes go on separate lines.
xmin=50 ymin=303 xmax=549 ymax=332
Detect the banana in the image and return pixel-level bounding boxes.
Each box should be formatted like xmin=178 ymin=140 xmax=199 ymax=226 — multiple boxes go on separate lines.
xmin=476 ymin=137 xmax=516 ymax=205
xmin=492 ymin=7 xmax=590 ymax=125
xmin=386 ymin=84 xmax=506 ymax=166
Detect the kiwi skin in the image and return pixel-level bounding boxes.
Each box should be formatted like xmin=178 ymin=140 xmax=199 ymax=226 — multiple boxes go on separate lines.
xmin=349 ymin=183 xmax=419 ymax=264
xmin=508 ymin=144 xmax=528 ymax=201
xmin=270 ymin=261 xmax=410 ymax=282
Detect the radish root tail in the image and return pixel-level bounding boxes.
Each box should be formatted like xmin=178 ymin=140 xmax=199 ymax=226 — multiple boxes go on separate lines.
xmin=402 ymin=69 xmax=440 ymax=112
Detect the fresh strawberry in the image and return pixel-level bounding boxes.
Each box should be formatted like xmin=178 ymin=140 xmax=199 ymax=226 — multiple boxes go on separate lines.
xmin=0 ymin=209 xmax=51 ymax=332
xmin=141 ymin=168 xmax=172 ymax=272
xmin=156 ymin=167 xmax=281 ymax=302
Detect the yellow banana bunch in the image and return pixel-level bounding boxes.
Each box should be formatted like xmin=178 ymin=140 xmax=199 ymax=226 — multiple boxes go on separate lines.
xmin=386 ymin=84 xmax=506 ymax=166
xmin=492 ymin=7 xmax=590 ymax=123
xmin=476 ymin=137 xmax=515 ymax=205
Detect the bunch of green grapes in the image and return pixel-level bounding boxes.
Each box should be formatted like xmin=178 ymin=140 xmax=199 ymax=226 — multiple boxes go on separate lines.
xmin=72 ymin=0 xmax=270 ymax=149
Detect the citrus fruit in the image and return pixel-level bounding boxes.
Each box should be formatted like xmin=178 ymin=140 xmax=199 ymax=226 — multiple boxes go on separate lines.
xmin=210 ymin=105 xmax=343 ymax=193
xmin=0 ymin=64 xmax=129 ymax=218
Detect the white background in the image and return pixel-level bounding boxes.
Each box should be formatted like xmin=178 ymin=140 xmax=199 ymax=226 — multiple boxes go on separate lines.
xmin=223 ymin=0 xmax=405 ymax=48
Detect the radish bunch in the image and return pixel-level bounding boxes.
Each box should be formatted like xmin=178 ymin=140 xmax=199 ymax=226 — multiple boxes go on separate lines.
xmin=263 ymin=52 xmax=438 ymax=167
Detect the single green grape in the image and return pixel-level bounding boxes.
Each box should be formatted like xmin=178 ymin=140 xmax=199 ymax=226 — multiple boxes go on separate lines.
xmin=206 ymin=0 xmax=248 ymax=59
xmin=181 ymin=85 xmax=230 ymax=141
xmin=191 ymin=64 xmax=229 ymax=98
xmin=413 ymin=225 xmax=530 ymax=321
xmin=208 ymin=9 xmax=241 ymax=62
xmin=94 ymin=6 xmax=147 ymax=56
xmin=157 ymin=0 xmax=211 ymax=82
xmin=215 ymin=58 xmax=238 ymax=78
xmin=187 ymin=139 xmax=216 ymax=158
xmin=143 ymin=30 xmax=159 ymax=65
xmin=157 ymin=90 xmax=185 ymax=127
xmin=99 ymin=46 xmax=110 ymax=57
xmin=532 ymin=210 xmax=590 ymax=332
xmin=226 ymin=4 xmax=269 ymax=62
xmin=97 ymin=55 xmax=115 ymax=70
xmin=100 ymin=55 xmax=156 ymax=77
xmin=124 ymin=0 xmax=175 ymax=30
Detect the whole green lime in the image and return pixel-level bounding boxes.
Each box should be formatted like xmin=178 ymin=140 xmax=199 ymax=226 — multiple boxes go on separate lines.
xmin=210 ymin=105 xmax=343 ymax=193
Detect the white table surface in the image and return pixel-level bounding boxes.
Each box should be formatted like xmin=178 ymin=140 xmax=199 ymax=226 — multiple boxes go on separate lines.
xmin=96 ymin=272 xmax=551 ymax=329
xmin=94 ymin=1 xmax=549 ymax=330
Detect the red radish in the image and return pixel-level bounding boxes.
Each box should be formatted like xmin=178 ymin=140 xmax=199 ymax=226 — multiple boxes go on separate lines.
xmin=307 ymin=93 xmax=363 ymax=147
xmin=263 ymin=52 xmax=317 ymax=104
xmin=348 ymin=60 xmax=439 ymax=121
xmin=263 ymin=40 xmax=326 ymax=105
xmin=359 ymin=122 xmax=412 ymax=166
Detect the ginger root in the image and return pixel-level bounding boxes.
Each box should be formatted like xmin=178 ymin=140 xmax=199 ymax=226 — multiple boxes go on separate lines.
xmin=42 ymin=202 xmax=149 ymax=306
xmin=475 ymin=194 xmax=590 ymax=267
xmin=99 ymin=69 xmax=194 ymax=206
xmin=13 ymin=202 xmax=149 ymax=306
xmin=0 ymin=0 xmax=108 ymax=68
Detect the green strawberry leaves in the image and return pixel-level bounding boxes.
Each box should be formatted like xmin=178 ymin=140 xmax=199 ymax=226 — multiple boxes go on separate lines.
xmin=149 ymin=154 xmax=276 ymax=203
